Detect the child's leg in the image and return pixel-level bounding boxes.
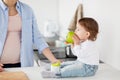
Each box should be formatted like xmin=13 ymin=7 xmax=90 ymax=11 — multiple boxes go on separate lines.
xmin=60 ymin=62 xmax=85 ymax=77
xmin=41 ymin=71 xmax=61 ymax=78
xmin=41 ymin=62 xmax=98 ymax=78
xmin=61 ymin=61 xmax=77 ymax=68
xmin=41 ymin=61 xmax=78 ymax=78
xmin=83 ymin=64 xmax=98 ymax=76
xmin=60 ymin=63 xmax=98 ymax=78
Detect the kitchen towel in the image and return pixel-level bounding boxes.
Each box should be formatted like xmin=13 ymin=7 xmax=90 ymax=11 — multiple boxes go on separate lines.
xmin=68 ymin=4 xmax=83 ymax=31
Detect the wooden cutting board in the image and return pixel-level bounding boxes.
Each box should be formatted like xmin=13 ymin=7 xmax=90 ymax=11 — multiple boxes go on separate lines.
xmin=0 ymin=71 xmax=29 ymax=80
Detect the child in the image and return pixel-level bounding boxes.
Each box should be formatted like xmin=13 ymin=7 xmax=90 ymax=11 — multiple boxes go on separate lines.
xmin=42 ymin=17 xmax=99 ymax=78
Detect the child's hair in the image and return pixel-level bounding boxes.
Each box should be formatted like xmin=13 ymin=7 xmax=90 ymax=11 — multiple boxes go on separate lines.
xmin=78 ymin=17 xmax=99 ymax=41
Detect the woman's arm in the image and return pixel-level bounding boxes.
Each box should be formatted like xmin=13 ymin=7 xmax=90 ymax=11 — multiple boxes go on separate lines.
xmin=31 ymin=9 xmax=59 ymax=63
xmin=42 ymin=48 xmax=59 ymax=63
xmin=0 ymin=63 xmax=4 ymax=72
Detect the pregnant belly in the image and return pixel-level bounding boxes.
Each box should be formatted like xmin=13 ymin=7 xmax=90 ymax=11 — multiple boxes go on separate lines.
xmin=1 ymin=32 xmax=21 ymax=63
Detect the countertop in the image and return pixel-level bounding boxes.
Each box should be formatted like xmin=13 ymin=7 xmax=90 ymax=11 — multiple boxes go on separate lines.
xmin=4 ymin=64 xmax=120 ymax=80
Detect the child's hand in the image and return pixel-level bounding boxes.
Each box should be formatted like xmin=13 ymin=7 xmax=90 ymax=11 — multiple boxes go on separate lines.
xmin=64 ymin=41 xmax=69 ymax=45
xmin=72 ymin=34 xmax=81 ymax=46
xmin=52 ymin=59 xmax=62 ymax=64
xmin=64 ymin=41 xmax=74 ymax=48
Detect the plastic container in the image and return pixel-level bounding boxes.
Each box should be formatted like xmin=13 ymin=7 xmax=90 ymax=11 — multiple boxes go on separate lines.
xmin=66 ymin=31 xmax=75 ymax=44
xmin=51 ymin=61 xmax=61 ymax=74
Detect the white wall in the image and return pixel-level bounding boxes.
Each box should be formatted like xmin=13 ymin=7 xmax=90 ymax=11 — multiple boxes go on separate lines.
xmin=20 ymin=0 xmax=120 ymax=70
xmin=59 ymin=0 xmax=120 ymax=70
xmin=82 ymin=0 xmax=120 ymax=70
xmin=58 ymin=0 xmax=83 ymax=38
xmin=20 ymin=0 xmax=59 ymax=34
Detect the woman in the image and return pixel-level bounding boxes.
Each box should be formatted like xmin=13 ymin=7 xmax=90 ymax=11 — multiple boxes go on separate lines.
xmin=0 ymin=0 xmax=59 ymax=71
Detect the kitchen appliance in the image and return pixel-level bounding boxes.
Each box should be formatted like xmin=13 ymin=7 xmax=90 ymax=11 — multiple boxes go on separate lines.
xmin=65 ymin=45 xmax=77 ymax=58
xmin=43 ymin=20 xmax=59 ymax=37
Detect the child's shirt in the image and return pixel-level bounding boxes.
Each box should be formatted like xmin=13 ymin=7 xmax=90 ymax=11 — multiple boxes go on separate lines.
xmin=71 ymin=40 xmax=99 ymax=65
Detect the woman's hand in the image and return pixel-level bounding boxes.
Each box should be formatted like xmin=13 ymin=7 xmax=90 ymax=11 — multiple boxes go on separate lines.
xmin=42 ymin=48 xmax=63 ymax=64
xmin=52 ymin=59 xmax=63 ymax=64
xmin=0 ymin=63 xmax=4 ymax=72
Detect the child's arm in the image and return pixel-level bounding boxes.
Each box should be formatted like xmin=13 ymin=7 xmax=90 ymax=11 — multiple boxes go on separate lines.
xmin=71 ymin=44 xmax=74 ymax=48
xmin=72 ymin=34 xmax=81 ymax=46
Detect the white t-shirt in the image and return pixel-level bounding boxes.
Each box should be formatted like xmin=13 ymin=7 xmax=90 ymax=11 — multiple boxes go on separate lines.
xmin=71 ymin=40 xmax=99 ymax=65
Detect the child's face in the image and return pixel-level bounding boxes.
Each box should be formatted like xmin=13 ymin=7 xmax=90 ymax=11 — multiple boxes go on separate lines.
xmin=75 ymin=23 xmax=90 ymax=41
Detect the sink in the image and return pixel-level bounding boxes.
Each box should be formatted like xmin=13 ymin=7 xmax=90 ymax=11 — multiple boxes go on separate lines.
xmin=34 ymin=46 xmax=77 ymax=63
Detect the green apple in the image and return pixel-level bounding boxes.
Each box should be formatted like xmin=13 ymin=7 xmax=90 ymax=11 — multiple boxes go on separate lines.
xmin=66 ymin=31 xmax=74 ymax=43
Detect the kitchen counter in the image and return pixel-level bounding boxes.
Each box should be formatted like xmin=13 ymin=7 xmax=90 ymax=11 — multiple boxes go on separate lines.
xmin=4 ymin=64 xmax=120 ymax=80
xmin=4 ymin=66 xmax=82 ymax=80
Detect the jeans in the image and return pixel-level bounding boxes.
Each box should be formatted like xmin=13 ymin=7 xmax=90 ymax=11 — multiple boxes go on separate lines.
xmin=60 ymin=60 xmax=98 ymax=78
